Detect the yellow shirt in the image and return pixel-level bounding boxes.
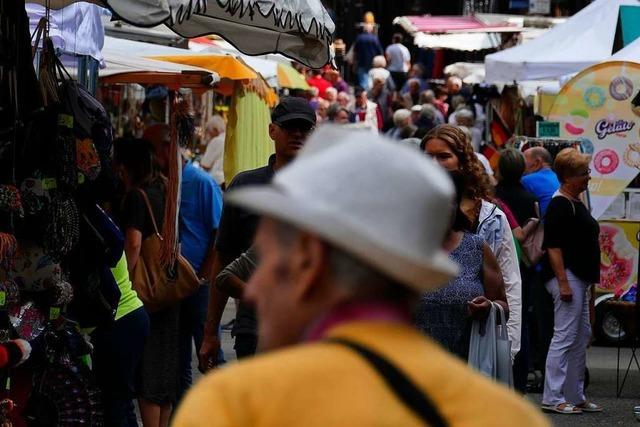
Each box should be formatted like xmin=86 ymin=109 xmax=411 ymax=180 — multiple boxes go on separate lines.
xmin=173 ymin=321 xmax=550 ymax=427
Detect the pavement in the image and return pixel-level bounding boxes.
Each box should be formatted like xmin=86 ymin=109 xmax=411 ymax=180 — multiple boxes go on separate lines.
xmin=201 ymin=302 xmax=640 ymax=426
xmin=528 ymin=346 xmax=640 ymax=426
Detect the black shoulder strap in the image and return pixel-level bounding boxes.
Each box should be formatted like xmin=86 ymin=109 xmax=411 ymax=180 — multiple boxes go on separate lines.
xmin=329 ymin=338 xmax=448 ymax=427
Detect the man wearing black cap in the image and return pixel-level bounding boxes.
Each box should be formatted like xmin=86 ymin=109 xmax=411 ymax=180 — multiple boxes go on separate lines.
xmin=198 ymin=97 xmax=316 ymax=370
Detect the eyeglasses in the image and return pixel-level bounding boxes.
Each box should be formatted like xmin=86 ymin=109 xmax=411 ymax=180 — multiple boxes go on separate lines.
xmin=278 ymin=123 xmax=315 ymax=135
xmin=576 ymin=168 xmax=591 ymax=177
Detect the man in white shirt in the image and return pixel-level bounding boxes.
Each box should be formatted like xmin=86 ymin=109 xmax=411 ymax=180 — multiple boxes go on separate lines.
xmin=201 ymin=115 xmax=226 ymax=186
xmin=385 ymin=33 xmax=411 ymax=90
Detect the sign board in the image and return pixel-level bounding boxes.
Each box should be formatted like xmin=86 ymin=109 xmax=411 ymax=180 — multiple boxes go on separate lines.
xmin=529 ymin=0 xmax=550 ymax=14
xmin=599 ymin=220 xmax=639 ymax=296
xmin=548 ymin=61 xmax=640 ymax=219
xmin=536 ymin=121 xmax=560 ymax=137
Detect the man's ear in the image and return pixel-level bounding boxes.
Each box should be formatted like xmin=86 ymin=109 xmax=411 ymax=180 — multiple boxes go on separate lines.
xmin=268 ymin=123 xmax=277 ymax=141
xmin=290 ymin=232 xmax=328 ymax=303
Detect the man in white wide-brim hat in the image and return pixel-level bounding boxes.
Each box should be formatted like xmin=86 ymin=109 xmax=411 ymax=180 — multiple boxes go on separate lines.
xmin=174 ymin=127 xmax=548 ymax=427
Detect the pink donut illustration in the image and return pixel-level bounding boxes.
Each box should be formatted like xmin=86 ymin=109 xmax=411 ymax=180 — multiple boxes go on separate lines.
xmin=594 ymin=149 xmax=619 ymax=174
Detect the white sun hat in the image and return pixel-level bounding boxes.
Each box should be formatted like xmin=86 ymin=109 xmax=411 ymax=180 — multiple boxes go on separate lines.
xmin=227 ymin=126 xmax=459 ymax=292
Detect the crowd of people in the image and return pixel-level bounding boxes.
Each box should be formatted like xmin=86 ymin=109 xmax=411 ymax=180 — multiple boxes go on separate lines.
xmin=292 ymin=28 xmax=484 ymax=146
xmin=93 ymin=26 xmax=604 ymax=426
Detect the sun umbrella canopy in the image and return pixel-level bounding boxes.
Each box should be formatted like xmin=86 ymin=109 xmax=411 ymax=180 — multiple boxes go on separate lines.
xmin=277 ymin=63 xmax=309 ymax=90
xmin=149 ymin=54 xmax=257 ymax=81
xmin=35 ymin=0 xmax=336 ymax=68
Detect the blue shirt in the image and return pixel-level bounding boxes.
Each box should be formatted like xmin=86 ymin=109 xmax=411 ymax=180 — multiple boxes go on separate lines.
xmin=521 ymin=168 xmax=560 ymax=217
xmin=180 ymin=162 xmax=223 ymax=273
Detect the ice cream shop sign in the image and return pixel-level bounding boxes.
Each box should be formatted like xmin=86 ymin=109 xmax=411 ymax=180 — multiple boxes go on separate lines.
xmin=595 ymin=118 xmax=635 ymax=139
xmin=548 ymin=61 xmax=640 ymax=219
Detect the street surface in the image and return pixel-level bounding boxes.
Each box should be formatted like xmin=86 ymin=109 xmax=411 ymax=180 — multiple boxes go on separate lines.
xmin=189 ymin=302 xmax=640 ymax=426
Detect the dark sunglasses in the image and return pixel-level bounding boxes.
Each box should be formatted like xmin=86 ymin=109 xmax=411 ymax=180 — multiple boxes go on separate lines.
xmin=278 ymin=122 xmax=315 ymax=134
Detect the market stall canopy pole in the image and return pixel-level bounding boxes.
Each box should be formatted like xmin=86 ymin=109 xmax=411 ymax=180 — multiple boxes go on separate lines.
xmin=32 ymin=0 xmax=336 ymax=68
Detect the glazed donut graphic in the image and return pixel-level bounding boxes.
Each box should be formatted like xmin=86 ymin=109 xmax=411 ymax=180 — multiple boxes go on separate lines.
xmin=583 ymin=87 xmax=606 ymax=109
xmin=609 ymin=76 xmax=634 ymax=101
xmin=593 ymin=149 xmax=619 ymax=174
xmin=624 ymin=143 xmax=640 ymax=169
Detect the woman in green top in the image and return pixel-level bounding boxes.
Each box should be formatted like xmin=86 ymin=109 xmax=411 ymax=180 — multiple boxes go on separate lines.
xmin=90 ymin=138 xmax=152 ymax=426
xmin=91 ymin=241 xmax=150 ymax=426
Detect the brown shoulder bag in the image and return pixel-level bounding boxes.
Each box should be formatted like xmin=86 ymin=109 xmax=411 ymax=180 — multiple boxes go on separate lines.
xmin=131 ymin=189 xmax=201 ymax=313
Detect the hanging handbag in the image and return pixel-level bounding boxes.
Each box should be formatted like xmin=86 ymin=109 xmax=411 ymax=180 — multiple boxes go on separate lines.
xmin=522 ymin=202 xmax=544 ymax=267
xmin=521 ymin=221 xmax=544 ymax=267
xmin=131 ymin=189 xmax=201 ymax=313
xmin=494 ymin=302 xmax=513 ymax=388
xmin=468 ymin=302 xmax=513 ymax=388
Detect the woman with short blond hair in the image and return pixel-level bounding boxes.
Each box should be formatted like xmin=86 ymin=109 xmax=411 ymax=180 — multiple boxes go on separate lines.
xmin=541 ymin=148 xmax=602 ymax=415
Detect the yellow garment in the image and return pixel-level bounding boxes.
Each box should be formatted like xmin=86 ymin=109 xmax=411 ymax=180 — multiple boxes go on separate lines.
xmin=173 ymin=321 xmax=550 ymax=427
xmin=110 ymin=252 xmax=143 ymax=321
xmin=223 ymin=87 xmax=274 ymax=184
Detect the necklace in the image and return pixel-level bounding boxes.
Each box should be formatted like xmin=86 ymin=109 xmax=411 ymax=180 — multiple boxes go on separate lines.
xmin=559 ymin=191 xmax=579 ymax=202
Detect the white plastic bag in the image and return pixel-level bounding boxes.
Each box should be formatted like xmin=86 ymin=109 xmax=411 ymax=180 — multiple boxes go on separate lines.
xmin=468 ymin=302 xmax=513 ymax=388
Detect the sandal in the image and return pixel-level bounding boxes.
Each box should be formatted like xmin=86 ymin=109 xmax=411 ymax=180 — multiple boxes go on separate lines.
xmin=576 ymin=401 xmax=603 ymax=413
xmin=541 ymin=403 xmax=583 ymax=414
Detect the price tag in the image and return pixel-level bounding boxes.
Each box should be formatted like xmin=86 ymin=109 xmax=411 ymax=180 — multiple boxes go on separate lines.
xmin=78 ymin=173 xmax=85 ymax=184
xmin=0 ymin=291 xmax=6 ymax=307
xmin=42 ymin=178 xmax=57 ymax=190
xmin=57 ymin=114 xmax=73 ymax=128
xmin=49 ymin=306 xmax=60 ymax=320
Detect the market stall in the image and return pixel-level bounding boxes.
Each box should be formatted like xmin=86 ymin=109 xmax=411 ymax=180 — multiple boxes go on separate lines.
xmin=1 ymin=0 xmax=334 ymax=423
xmin=32 ymin=0 xmax=336 ymax=68
xmin=485 ymin=0 xmax=640 ymax=83
xmin=149 ymin=53 xmax=278 ymax=183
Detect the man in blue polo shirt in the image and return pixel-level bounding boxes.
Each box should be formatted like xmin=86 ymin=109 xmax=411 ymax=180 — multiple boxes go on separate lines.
xmin=522 ymin=147 xmax=560 ymax=216
xmin=178 ymin=159 xmax=223 ymax=398
xmin=521 ymin=146 xmax=559 ymax=387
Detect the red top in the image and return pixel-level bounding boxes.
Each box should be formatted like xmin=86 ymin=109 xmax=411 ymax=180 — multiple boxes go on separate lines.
xmin=307 ymin=75 xmax=332 ymax=100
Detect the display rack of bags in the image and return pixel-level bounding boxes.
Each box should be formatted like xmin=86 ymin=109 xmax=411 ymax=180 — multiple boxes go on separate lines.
xmin=0 ymin=3 xmax=120 ymax=425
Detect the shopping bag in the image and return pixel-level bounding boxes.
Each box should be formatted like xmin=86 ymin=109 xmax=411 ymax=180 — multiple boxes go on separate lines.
xmin=468 ymin=302 xmax=513 ymax=388
xmin=494 ymin=303 xmax=514 ymax=388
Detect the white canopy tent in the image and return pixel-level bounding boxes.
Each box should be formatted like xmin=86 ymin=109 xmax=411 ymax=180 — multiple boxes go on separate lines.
xmin=100 ymin=36 xmax=219 ymax=80
xmin=610 ymin=36 xmax=640 ymax=61
xmin=485 ymin=0 xmax=640 ymax=83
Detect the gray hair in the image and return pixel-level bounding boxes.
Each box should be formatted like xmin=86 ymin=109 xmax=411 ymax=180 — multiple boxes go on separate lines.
xmin=273 ymin=220 xmax=415 ymax=300
xmin=528 ymin=146 xmax=553 ymax=166
xmin=327 ymin=103 xmax=350 ymax=121
xmin=420 ymin=104 xmax=438 ymax=122
xmin=420 ymin=89 xmax=435 ymax=104
xmin=325 ymin=87 xmax=338 ymax=98
xmin=454 ymin=108 xmax=474 ymax=126
xmin=206 ymin=115 xmax=226 ymax=133
xmin=372 ymin=55 xmax=387 ymax=68
xmin=393 ymin=109 xmax=411 ymax=127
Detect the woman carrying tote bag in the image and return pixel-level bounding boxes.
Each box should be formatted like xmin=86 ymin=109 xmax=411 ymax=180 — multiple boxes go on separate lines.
xmin=115 ymin=138 xmax=180 ymax=427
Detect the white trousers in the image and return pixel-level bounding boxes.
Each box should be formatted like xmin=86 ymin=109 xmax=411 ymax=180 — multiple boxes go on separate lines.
xmin=542 ymin=270 xmax=591 ymax=406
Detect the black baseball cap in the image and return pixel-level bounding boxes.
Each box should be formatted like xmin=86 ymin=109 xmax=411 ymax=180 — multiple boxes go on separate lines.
xmin=271 ymin=97 xmax=316 ymax=126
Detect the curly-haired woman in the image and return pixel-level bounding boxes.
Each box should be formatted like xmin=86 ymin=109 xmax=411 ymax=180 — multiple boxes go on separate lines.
xmin=421 ymin=124 xmax=522 ymax=362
